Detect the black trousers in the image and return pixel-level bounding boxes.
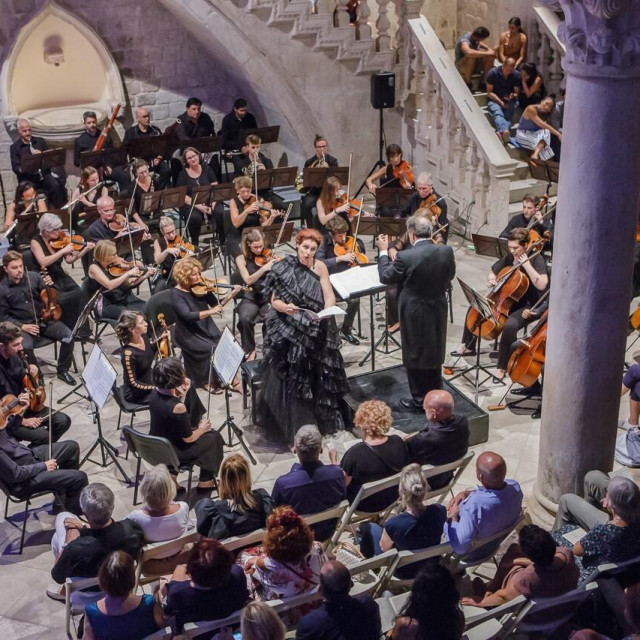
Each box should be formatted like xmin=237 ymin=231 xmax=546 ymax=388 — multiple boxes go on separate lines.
xmin=300 ymin=191 xmax=320 ymax=229
xmin=406 ymin=367 xmax=442 ymax=404
xmin=101 ymin=293 xmax=146 ymax=321
xmin=174 ymin=431 xmax=224 ymax=483
xmin=385 ymin=287 xmax=399 ymax=327
xmin=342 ymin=299 xmax=359 ymax=334
xmin=12 ymin=441 xmax=88 ymax=514
xmin=105 ymin=165 xmax=131 ymax=192
xmin=10 ymin=408 xmax=71 ymax=447
xmin=152 ymin=160 xmax=173 ymax=190
xmin=179 ymin=202 xmax=225 ymax=247
xmin=237 ymin=299 xmax=269 ymax=353
xmin=21 ymin=322 xmax=74 ymax=373
xmin=36 ymin=174 xmax=67 ymax=209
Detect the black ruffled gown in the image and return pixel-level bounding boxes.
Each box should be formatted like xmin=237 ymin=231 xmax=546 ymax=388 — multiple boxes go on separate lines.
xmin=255 ymin=255 xmax=349 ymax=443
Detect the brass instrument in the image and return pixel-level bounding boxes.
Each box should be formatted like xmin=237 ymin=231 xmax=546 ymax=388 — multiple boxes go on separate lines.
xmin=242 ymin=151 xmax=265 ymax=178
xmin=295 ymin=151 xmax=328 ymax=192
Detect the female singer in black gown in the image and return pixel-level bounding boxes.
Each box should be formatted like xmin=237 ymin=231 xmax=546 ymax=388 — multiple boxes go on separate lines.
xmin=255 ymin=228 xmax=349 ymax=443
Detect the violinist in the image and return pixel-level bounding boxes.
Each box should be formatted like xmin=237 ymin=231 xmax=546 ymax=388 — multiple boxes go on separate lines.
xmin=171 ymin=257 xmax=242 ymax=392
xmin=499 ymin=193 xmax=550 ymax=241
xmin=0 ymin=252 xmax=76 ymax=385
xmin=400 ymin=173 xmax=449 ymax=242
xmin=152 ymin=217 xmax=192 ymax=291
xmin=228 ymin=176 xmax=281 ymax=259
xmin=316 ymin=217 xmax=364 ymax=345
xmin=69 ymin=166 xmax=108 ymax=232
xmin=87 ymin=240 xmax=149 ymax=321
xmin=235 ymin=229 xmax=275 ymax=359
xmin=3 ymin=181 xmax=48 ymax=235
xmin=452 ymin=228 xmax=549 ymax=380
xmin=300 ymin=135 xmax=339 ymax=229
xmin=0 ymin=321 xmax=71 ymax=446
xmin=316 ymin=177 xmax=353 ymax=229
xmin=365 ymin=143 xmax=415 ymax=193
xmin=30 ymin=213 xmax=94 ymax=333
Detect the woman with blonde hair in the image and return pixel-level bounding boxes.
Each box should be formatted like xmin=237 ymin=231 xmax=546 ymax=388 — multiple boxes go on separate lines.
xmin=69 ymin=166 xmax=108 ymax=231
xmin=240 ymin=601 xmax=286 ymax=640
xmin=195 ymin=453 xmax=274 ymax=539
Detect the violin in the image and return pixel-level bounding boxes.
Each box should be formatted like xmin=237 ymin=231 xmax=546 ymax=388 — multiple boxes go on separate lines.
xmin=108 ymin=214 xmax=144 ymax=234
xmin=106 ymin=259 xmax=157 ymax=278
xmin=393 ymin=160 xmax=415 ymax=189
xmin=167 ymin=236 xmax=195 ymax=254
xmin=421 ymin=193 xmax=442 ymax=219
xmin=190 ymin=275 xmax=239 ymax=297
xmin=464 ymin=239 xmax=545 ymax=340
xmin=19 ymin=351 xmax=46 ymax=413
xmin=334 ymin=191 xmax=367 ymax=218
xmin=253 ymin=248 xmax=283 ymax=267
xmin=243 ymin=195 xmax=284 ymax=221
xmin=40 ymin=269 xmax=62 ymax=323
xmin=0 ymin=394 xmax=25 ymax=428
xmin=156 ymin=313 xmax=173 ymax=359
xmin=333 ymin=236 xmax=369 ymax=267
xmin=49 ymin=231 xmax=90 ymax=252
xmin=507 ymin=310 xmax=548 ymax=388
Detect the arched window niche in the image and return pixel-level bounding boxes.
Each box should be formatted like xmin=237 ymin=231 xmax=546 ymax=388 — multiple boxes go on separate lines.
xmin=1 ymin=1 xmax=126 ymax=142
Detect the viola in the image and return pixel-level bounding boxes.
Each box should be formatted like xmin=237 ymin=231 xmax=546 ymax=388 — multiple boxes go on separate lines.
xmin=108 ymin=214 xmax=129 ymax=233
xmin=19 ymin=351 xmax=46 ymax=413
xmin=0 ymin=394 xmax=24 ymax=428
xmin=253 ymin=248 xmax=283 ymax=267
xmin=507 ymin=310 xmax=548 ymax=388
xmin=333 ymin=236 xmax=369 ymax=267
xmin=393 ymin=160 xmax=415 ymax=189
xmin=166 ymin=235 xmax=195 ymax=254
xmin=40 ymin=269 xmax=62 ymax=323
xmin=157 ymin=313 xmax=173 ymax=359
xmin=49 ymin=231 xmax=90 ymax=252
xmin=420 ymin=193 xmax=442 ymax=219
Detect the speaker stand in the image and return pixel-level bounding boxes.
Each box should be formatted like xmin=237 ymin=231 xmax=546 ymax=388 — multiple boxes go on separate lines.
xmin=355 ymin=108 xmax=386 ymax=198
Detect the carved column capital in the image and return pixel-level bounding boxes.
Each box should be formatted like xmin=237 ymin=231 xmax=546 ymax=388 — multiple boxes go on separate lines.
xmin=537 ymin=0 xmax=640 ymax=77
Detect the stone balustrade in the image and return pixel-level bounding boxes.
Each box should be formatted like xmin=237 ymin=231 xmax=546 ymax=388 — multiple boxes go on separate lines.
xmin=530 ymin=3 xmax=566 ymax=96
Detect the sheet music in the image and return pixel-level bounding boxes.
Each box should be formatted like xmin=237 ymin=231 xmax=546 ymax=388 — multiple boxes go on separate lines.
xmin=297 ymin=305 xmax=346 ymax=321
xmin=213 ymin=327 xmax=245 ymax=387
xmin=562 ymin=526 xmax=588 ymax=546
xmin=329 ymin=265 xmax=383 ymax=300
xmin=81 ymin=345 xmax=117 ymax=409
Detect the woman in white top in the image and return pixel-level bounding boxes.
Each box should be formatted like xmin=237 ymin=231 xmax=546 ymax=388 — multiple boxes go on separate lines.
xmin=127 ymin=464 xmax=194 ymax=575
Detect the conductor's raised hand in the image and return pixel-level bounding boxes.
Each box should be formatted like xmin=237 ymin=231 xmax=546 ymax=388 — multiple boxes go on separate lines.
xmin=377 ymin=234 xmax=389 ymax=251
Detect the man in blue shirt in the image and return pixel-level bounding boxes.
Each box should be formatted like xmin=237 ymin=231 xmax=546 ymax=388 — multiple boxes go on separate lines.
xmin=486 ymin=58 xmax=521 ymax=142
xmin=272 ymin=424 xmax=346 ymax=541
xmin=445 ymin=451 xmax=522 ymax=555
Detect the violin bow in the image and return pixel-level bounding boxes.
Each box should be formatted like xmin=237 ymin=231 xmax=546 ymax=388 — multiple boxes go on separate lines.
xmin=346 ymin=153 xmax=353 ymax=201
xmin=206 ymin=343 xmax=215 ymax=418
xmin=24 ymin=271 xmax=39 ymax=327
xmin=273 ymin=204 xmax=293 ymax=252
xmin=526 ymin=203 xmax=557 ymax=230
xmin=123 ymin=179 xmax=139 ymax=262
xmin=182 ymin=192 xmax=199 ymax=245
xmin=48 ymin=379 xmax=53 ymax=460
xmin=378 ymin=163 xmax=417 ymax=190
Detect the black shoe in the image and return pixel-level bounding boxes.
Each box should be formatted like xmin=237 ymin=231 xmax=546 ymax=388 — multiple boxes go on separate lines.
xmin=399 ymin=398 xmax=423 ymax=413
xmin=341 ymin=331 xmax=360 ymax=346
xmin=57 ymin=371 xmax=76 ymax=386
xmin=511 ymin=382 xmax=542 ymax=397
xmin=450 ymin=349 xmax=476 ymax=357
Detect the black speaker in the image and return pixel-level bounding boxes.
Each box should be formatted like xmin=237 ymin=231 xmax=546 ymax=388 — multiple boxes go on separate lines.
xmin=371 ymin=72 xmax=396 ymax=109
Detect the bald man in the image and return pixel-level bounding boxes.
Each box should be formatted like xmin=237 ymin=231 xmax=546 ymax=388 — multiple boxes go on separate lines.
xmin=445 ymin=451 xmax=522 ymax=555
xmin=405 ymin=390 xmax=469 ymax=489
xmin=296 ymin=560 xmax=381 ymax=640
xmin=85 ymin=196 xmax=119 ymax=244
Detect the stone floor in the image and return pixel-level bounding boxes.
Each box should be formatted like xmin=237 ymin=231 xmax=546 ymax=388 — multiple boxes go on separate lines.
xmin=0 ymin=232 xmax=637 ymax=638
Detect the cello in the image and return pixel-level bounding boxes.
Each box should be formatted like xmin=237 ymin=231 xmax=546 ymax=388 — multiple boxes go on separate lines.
xmin=507 ymin=306 xmax=548 ymax=388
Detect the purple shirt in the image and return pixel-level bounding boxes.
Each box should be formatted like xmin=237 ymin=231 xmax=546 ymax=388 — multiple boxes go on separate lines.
xmin=445 ymin=479 xmax=523 ymax=554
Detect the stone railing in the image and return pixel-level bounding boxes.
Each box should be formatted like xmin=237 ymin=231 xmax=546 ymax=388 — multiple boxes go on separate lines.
xmin=530 ymin=2 xmax=566 ymax=96
xmin=404 ymin=17 xmax=519 ymax=234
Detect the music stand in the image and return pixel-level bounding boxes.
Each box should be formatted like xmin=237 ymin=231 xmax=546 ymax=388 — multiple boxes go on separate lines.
xmin=179 ymin=136 xmax=222 ymax=155
xmin=126 ymin=134 xmax=173 ymax=161
xmin=195 ymin=243 xmax=220 ymax=271
xmin=528 ymin=158 xmax=559 ymax=193
xmin=80 ymin=147 xmax=128 ymax=170
xmin=139 ymin=186 xmax=187 ymax=220
xmin=447 ymin=277 xmax=500 ymax=404
xmin=376 ymin=217 xmax=408 ymax=238
xmin=263 ymin=221 xmax=295 ymax=247
xmin=20 ymin=148 xmax=66 ymax=174
xmin=302 ymin=166 xmax=349 ymax=189
xmin=472 ymin=233 xmax=506 ymax=259
xmin=14 ymin=212 xmax=40 ymax=247
xmin=375 ymin=188 xmax=413 ymax=215
xmin=80 ymin=200 xmax=129 ymax=228
xmin=241 ymin=125 xmax=280 ymax=145
xmin=210 ymin=183 xmax=236 ymax=202
xmin=115 ymin=227 xmax=144 ymax=257
xmin=190 ymin=184 xmax=216 ymax=207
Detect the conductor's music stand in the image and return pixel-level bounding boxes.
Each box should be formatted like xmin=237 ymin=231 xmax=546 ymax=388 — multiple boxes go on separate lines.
xmin=375 ymin=188 xmax=413 ymax=216
xmin=20 ymin=148 xmax=66 ymax=174
xmin=302 ymin=166 xmax=349 ymax=189
xmin=447 ymin=278 xmax=500 ymax=404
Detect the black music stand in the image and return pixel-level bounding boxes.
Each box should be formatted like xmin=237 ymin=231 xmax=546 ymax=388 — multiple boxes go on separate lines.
xmin=472 ymin=233 xmax=507 ymax=259
xmin=80 ymin=200 xmax=129 ymax=228
xmin=270 ymin=167 xmax=299 ymax=190
xmin=210 ymin=183 xmax=235 ymax=202
xmin=528 ymin=158 xmax=559 ymax=194
xmin=20 ymin=148 xmax=66 ymax=174
xmin=115 ymin=227 xmax=144 ymax=257
xmin=375 ymin=188 xmax=413 ymax=216
xmin=179 ymin=136 xmax=222 ymax=155
xmin=447 ymin=278 xmax=500 ymax=404
xmin=126 ymin=134 xmax=173 ymax=162
xmin=263 ymin=221 xmax=295 ymax=247
xmin=240 ymin=125 xmax=280 ymax=145
xmin=139 ymin=186 xmax=187 ymax=220
xmin=302 ymin=166 xmax=349 ymax=189
xmin=14 ymin=212 xmax=40 ymax=247
xmin=80 ymin=147 xmax=128 ymax=171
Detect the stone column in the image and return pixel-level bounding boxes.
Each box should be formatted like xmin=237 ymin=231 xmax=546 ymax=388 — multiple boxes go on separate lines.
xmin=535 ymin=0 xmax=640 ymax=510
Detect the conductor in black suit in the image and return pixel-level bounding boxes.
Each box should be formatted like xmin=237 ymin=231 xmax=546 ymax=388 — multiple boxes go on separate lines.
xmin=377 ymin=215 xmax=456 ymax=412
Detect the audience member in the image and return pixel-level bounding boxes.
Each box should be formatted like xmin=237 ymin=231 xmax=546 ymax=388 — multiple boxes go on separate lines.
xmin=497 ymin=17 xmax=527 ymax=68
xmin=486 ymin=58 xmax=520 ymax=143
xmin=445 ymin=451 xmax=523 ymax=555
xmin=388 ymin=563 xmax=464 ymax=640
xmin=516 ymin=96 xmax=560 ymax=161
xmin=454 ymin=27 xmax=495 ymax=87
xmin=163 ymin=538 xmax=250 ymax=634
xmin=329 ymin=400 xmax=409 ymax=513
xmin=359 ymin=464 xmax=446 ymax=579
xmin=461 ymin=524 xmax=579 ymax=608
xmin=518 ymin=62 xmax=546 ymax=110
xmin=195 ymin=453 xmax=274 ymax=539
xmin=296 ymin=560 xmax=381 ymax=640
xmin=623 ymin=582 xmax=640 ymax=639
xmin=237 ymin=601 xmax=286 ymax=640
xmin=50 ymin=483 xmax=144 ymax=588
xmin=126 ymin=464 xmax=194 ymax=575
xmin=83 ymin=551 xmax=163 ymax=640
xmin=272 ymin=424 xmax=346 ymax=541
xmin=621 ymin=365 xmax=640 ymax=430
xmin=405 ymin=390 xmax=470 ymax=488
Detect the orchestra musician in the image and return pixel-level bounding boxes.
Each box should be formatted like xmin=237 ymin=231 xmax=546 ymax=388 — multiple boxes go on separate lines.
xmin=87 ymin=239 xmax=150 ymax=321
xmin=300 ymin=135 xmax=339 ymax=230
xmin=9 ymin=118 xmax=66 ymax=208
xmin=220 ymin=98 xmax=258 ymax=154
xmin=0 ymin=251 xmax=76 ymax=386
xmin=3 ymin=181 xmax=48 ymax=235
xmin=366 ymin=143 xmax=414 ymax=191
xmin=0 ymin=321 xmax=72 ymax=446
xmin=315 ymin=177 xmax=354 ymax=229
xmin=452 ymin=228 xmax=549 ymax=381
xmin=69 ymin=166 xmax=108 ymax=232
xmin=73 ymin=111 xmax=131 ymax=192
xmin=400 ymin=173 xmax=449 ymax=242
xmin=30 ymin=213 xmax=94 ymax=334
xmin=316 ymin=217 xmax=364 ymax=345
xmin=152 ymin=216 xmax=190 ymax=291
xmin=228 ymin=176 xmax=281 ymax=259
xmin=171 ymin=257 xmax=242 ymax=393
xmin=500 ymin=193 xmax=550 ymax=240
xmin=235 ymin=229 xmax=274 ymax=359
xmin=122 ymin=107 xmax=172 ymax=189
xmin=378 ymin=215 xmax=456 ymax=412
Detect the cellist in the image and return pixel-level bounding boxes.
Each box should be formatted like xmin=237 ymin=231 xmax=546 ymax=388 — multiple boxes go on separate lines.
xmin=451 ymin=228 xmax=548 ymax=380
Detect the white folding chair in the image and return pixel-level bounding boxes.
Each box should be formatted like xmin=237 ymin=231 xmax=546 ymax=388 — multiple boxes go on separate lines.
xmin=300 ymin=499 xmax=349 ymax=552
xmin=143 ymin=627 xmax=173 ymax=640
xmin=64 ymin=576 xmax=101 ymax=639
xmin=347 ymin=548 xmax=399 ymax=598
xmin=421 ymin=451 xmax=476 ymax=503
xmin=461 ymin=595 xmax=530 ymax=640
xmin=385 ymin=542 xmax=454 ymax=592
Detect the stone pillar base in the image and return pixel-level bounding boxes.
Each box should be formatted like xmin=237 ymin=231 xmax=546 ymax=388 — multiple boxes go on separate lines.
xmin=528 ymin=483 xmax=558 ymax=529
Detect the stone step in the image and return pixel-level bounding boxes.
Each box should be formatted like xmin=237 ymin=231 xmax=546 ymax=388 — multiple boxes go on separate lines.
xmin=473 ymin=92 xmax=488 ymax=107
xmin=506 ymin=143 xmax=531 ymax=162
xmin=513 ymin=160 xmax=530 ymax=180
xmin=508 ymin=178 xmax=547 ymax=203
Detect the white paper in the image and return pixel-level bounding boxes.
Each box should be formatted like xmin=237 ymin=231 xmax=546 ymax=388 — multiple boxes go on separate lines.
xmin=297 ymin=305 xmax=346 ymax=321
xmin=329 ymin=265 xmax=383 ymax=299
xmin=562 ymin=526 xmax=588 ymax=546
xmin=81 ymin=345 xmax=118 ymax=409
xmin=213 ymin=327 xmax=245 ymax=387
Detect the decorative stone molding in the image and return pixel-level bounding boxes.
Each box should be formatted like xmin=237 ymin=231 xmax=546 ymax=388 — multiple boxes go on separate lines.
xmin=537 ymin=0 xmax=640 ymax=77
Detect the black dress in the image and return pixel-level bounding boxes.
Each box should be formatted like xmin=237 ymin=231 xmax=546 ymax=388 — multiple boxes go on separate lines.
xmin=88 ymin=263 xmax=146 ymax=320
xmin=176 ymin=165 xmax=217 ymax=246
xmin=227 ymin=194 xmax=263 ymax=259
xmin=172 ymin=287 xmax=221 ymax=387
xmin=255 ymin=255 xmax=349 ymax=443
xmin=148 ymin=389 xmax=223 ymax=483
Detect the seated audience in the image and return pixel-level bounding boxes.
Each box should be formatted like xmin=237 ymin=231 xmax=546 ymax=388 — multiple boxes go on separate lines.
xmin=486 ymin=57 xmax=520 ymax=143
xmin=359 ymin=463 xmax=446 ymax=579
xmin=497 ymin=17 xmax=527 ymax=68
xmin=445 ymin=451 xmax=523 ymax=555
xmin=272 ymin=424 xmax=346 ymax=541
xmin=454 ymin=26 xmax=495 ymax=87
xmin=50 ymin=483 xmax=145 ymax=588
xmin=163 ymin=537 xmax=249 ymax=634
xmin=621 ymin=364 xmax=640 ymax=430
xmin=296 ymin=560 xmax=381 ymax=640
xmin=195 ymin=453 xmax=273 ymax=539
xmin=83 ymin=551 xmax=163 ymax=640
xmin=461 ymin=524 xmax=579 ymax=608
xmin=329 ymin=399 xmax=409 ymax=513
xmin=518 ymin=62 xmax=546 ymax=110
xmin=234 ymin=601 xmax=286 ymax=640
xmin=516 ymin=96 xmax=561 ymax=161
xmin=388 ymin=563 xmax=464 ymax=640
xmin=405 ymin=390 xmax=470 ymax=489
xmin=126 ymin=464 xmax=193 ymax=575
